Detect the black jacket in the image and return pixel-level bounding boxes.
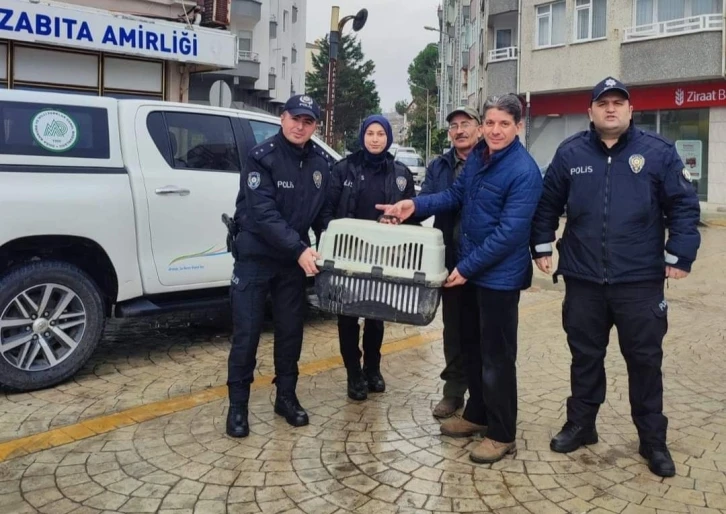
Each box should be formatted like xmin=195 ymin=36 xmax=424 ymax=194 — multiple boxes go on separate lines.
xmin=417 ymin=148 xmax=460 ymax=270
xmin=321 ymin=150 xmax=416 ymax=228
xmin=233 ymin=131 xmax=332 ymax=263
xmin=531 ymin=123 xmax=701 ymax=284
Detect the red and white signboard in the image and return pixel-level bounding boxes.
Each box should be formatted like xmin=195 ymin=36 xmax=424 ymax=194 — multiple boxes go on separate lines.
xmin=531 ymin=81 xmax=726 ymax=116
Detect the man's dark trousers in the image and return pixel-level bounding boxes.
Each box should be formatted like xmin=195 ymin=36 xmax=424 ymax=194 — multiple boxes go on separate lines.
xmin=338 ymin=316 xmax=384 ymax=371
xmin=460 ymin=283 xmax=520 ymax=444
xmin=439 ymin=286 xmax=468 ymax=399
xmin=227 ymin=258 xmax=307 ymax=404
xmin=563 ymin=277 xmax=669 ymax=445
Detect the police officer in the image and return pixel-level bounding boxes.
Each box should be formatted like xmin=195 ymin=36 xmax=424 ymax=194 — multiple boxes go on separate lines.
xmin=226 ymin=94 xmax=331 ymax=438
xmin=531 ymin=77 xmax=701 ymax=477
xmin=321 ymin=115 xmax=416 ymax=401
xmin=418 ymin=106 xmax=481 ymax=419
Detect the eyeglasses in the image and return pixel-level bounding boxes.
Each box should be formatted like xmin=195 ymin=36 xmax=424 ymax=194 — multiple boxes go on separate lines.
xmin=448 ymin=121 xmax=477 ymax=131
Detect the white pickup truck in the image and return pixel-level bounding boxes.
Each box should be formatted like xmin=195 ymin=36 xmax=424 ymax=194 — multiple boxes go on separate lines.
xmin=0 ymin=89 xmax=340 ymax=392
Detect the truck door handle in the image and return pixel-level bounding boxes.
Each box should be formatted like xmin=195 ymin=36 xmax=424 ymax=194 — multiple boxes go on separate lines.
xmin=155 ymin=186 xmax=190 ymax=196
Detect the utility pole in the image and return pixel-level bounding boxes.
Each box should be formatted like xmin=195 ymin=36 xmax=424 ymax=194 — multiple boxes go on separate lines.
xmin=324 ymin=7 xmax=368 ymax=147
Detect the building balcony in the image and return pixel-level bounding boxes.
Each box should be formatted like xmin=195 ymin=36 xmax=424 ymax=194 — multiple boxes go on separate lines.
xmin=489 ymin=0 xmax=518 ymax=17
xmin=232 ymin=0 xmax=262 ymax=22
xmin=486 ymin=59 xmax=517 ymax=97
xmin=623 ymin=13 xmax=722 ymax=43
xmin=621 ymin=14 xmax=723 ymax=84
xmin=488 ymin=46 xmax=518 ymax=63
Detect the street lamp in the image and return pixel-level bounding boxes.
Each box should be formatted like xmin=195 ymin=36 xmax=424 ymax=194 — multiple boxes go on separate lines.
xmin=325 ymin=7 xmax=368 ymax=146
xmin=410 ymin=83 xmax=431 ymax=165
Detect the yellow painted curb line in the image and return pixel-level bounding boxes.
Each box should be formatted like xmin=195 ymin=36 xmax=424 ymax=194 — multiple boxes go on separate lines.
xmin=0 ymin=298 xmax=560 ymax=463
xmin=0 ymin=331 xmax=441 ymax=463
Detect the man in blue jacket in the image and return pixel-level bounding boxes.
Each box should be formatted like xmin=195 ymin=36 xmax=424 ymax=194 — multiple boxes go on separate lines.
xmin=418 ymin=106 xmax=481 ymax=419
xmin=531 ymin=77 xmax=701 ymax=477
xmin=378 ymin=94 xmax=543 ymax=464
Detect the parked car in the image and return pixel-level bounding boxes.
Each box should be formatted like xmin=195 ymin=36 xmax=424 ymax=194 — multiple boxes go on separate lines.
xmin=395 ymin=153 xmax=427 ymax=184
xmin=393 ymin=146 xmax=417 ymax=157
xmin=0 ymin=89 xmax=340 ymax=391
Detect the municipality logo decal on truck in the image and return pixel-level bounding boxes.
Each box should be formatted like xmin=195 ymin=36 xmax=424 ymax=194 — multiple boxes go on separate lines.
xmin=31 ymin=110 xmax=78 ymax=152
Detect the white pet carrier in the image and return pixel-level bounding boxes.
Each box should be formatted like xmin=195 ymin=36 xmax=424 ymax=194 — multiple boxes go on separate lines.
xmin=314 ymin=219 xmax=448 ymax=325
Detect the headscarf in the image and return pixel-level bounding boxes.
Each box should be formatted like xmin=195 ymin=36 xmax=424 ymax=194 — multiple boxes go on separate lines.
xmin=359 ymin=115 xmax=393 ymax=164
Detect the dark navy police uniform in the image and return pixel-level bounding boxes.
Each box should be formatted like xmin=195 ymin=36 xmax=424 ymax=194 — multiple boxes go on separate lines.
xmin=227 ymin=95 xmax=331 ymax=435
xmin=531 ymin=78 xmax=700 ymax=472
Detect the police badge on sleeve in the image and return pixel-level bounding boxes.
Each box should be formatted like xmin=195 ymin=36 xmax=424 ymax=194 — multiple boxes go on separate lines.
xmin=396 ymin=176 xmax=407 ymax=192
xmin=313 ymin=170 xmax=322 ymax=189
xmin=247 ymin=171 xmax=261 ymax=190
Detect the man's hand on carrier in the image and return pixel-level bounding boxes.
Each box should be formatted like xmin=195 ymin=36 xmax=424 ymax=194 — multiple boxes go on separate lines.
xmin=375 ymin=200 xmax=415 ymax=223
xmin=444 ymin=268 xmax=467 ymax=288
xmin=298 ymin=247 xmax=320 ymax=275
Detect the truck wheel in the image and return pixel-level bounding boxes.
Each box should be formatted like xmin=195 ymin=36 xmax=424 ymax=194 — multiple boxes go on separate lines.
xmin=0 ymin=261 xmax=105 ymax=391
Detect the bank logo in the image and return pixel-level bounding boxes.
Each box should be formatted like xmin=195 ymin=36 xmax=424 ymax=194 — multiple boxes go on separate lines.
xmin=675 ymin=88 xmax=685 ymax=106
xmin=31 ymin=110 xmax=78 ymax=152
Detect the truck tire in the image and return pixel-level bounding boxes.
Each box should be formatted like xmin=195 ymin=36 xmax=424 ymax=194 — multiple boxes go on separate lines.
xmin=0 ymin=261 xmax=105 ymax=391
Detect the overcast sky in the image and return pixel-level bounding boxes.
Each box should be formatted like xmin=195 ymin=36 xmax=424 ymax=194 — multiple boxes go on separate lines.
xmin=306 ymin=0 xmax=441 ymax=112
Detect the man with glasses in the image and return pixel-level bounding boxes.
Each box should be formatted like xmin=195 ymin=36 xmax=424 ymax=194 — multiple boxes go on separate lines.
xmin=418 ymin=106 xmax=481 ymax=419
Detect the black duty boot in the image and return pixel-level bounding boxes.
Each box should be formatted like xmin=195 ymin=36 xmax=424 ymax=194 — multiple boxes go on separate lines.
xmin=364 ymin=368 xmax=386 ymax=393
xmin=274 ymin=392 xmax=309 ymax=427
xmin=226 ymin=403 xmax=249 ymax=438
xmin=639 ymin=444 xmax=676 ymax=478
xmin=347 ymin=369 xmax=368 ymax=401
xmin=550 ymin=421 xmax=598 ymax=453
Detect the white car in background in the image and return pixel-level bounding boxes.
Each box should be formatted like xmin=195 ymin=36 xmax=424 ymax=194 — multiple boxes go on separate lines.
xmin=395 ymin=152 xmax=427 ymax=185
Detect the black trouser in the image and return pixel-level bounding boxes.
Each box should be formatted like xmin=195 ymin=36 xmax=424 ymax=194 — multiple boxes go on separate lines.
xmin=227 ymin=258 xmax=307 ymax=404
xmin=338 ymin=316 xmax=384 ymax=372
xmin=563 ymin=278 xmax=669 ymax=445
xmin=440 ymin=285 xmax=467 ymax=399
xmin=460 ymin=284 xmax=520 ymax=444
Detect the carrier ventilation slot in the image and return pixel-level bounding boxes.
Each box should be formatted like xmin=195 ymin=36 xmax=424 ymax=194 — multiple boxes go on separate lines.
xmin=332 ymin=234 xmax=424 ymax=271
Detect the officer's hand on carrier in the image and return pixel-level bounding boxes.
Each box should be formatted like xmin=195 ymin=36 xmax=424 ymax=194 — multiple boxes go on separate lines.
xmin=375 ymin=200 xmax=415 ymax=223
xmin=444 ymin=268 xmax=467 ymax=288
xmin=665 ymin=266 xmax=689 ymax=280
xmin=298 ymin=247 xmax=321 ymax=275
xmin=535 ymin=256 xmax=553 ymax=274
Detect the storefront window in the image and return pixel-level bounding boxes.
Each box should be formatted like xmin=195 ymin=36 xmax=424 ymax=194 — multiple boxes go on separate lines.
xmin=659 ymin=108 xmax=709 ymax=200
xmin=633 ymin=111 xmax=657 ymax=133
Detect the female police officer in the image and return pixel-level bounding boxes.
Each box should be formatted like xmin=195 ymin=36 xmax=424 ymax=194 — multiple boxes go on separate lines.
xmin=321 ymin=115 xmax=416 ymax=401
xmin=226 ymin=94 xmax=331 ymax=438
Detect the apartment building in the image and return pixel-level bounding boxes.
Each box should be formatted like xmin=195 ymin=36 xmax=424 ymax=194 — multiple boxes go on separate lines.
xmin=0 ymin=0 xmax=236 ymax=102
xmin=190 ymin=0 xmax=307 ymax=114
xmin=436 ymin=0 xmax=725 ymax=205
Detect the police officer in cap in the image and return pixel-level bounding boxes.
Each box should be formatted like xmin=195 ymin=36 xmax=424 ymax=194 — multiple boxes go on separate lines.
xmin=226 ymin=94 xmax=331 ymax=438
xmin=531 ymin=77 xmax=701 ymax=477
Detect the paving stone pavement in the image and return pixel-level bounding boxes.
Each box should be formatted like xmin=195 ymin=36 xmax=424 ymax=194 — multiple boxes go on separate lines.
xmin=0 ymin=226 xmax=724 ymax=513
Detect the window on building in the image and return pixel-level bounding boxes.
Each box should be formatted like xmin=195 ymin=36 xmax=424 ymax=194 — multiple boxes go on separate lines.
xmin=574 ymin=0 xmax=607 ymax=41
xmin=238 ymin=30 xmax=253 ymax=53
xmin=146 ymin=112 xmax=240 ymax=172
xmin=495 ymin=28 xmax=513 ymax=48
xmin=0 ymin=101 xmax=110 ymax=159
xmin=270 ymin=20 xmax=277 ymax=39
xmin=0 ymin=44 xmax=7 ymax=89
xmin=291 ymin=46 xmax=297 ymax=64
xmin=283 ymin=10 xmax=289 ymax=31
xmin=635 ymin=0 xmax=722 ymax=25
xmin=282 ymin=57 xmax=287 ymax=80
xmin=292 ymin=5 xmax=298 ymax=23
xmin=536 ymin=2 xmax=566 ymax=47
